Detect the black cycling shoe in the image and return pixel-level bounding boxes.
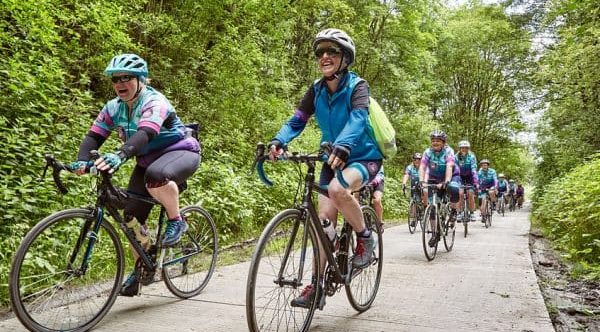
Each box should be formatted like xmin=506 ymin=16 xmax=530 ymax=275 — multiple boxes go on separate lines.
xmin=119 ymin=271 xmax=140 ymax=297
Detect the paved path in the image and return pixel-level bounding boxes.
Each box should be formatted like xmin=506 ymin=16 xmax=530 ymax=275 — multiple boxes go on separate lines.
xmin=1 ymin=205 xmax=553 ymax=331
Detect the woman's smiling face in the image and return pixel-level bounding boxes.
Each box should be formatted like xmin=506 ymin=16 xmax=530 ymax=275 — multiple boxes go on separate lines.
xmin=315 ymin=42 xmax=343 ymax=77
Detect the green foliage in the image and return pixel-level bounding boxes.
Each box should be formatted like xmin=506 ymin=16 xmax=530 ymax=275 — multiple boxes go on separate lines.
xmin=0 ymin=0 xmax=543 ymax=306
xmin=432 ymin=2 xmax=532 ymax=163
xmin=532 ymin=156 xmax=600 ymax=279
xmin=533 ymin=0 xmax=600 ymax=194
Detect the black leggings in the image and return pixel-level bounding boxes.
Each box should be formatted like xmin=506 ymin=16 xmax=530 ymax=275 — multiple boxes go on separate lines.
xmin=125 ymin=150 xmax=200 ymax=223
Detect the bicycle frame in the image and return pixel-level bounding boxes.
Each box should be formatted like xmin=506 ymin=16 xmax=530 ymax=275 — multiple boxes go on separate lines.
xmin=276 ymin=157 xmax=352 ymax=287
xmin=45 ymin=154 xmax=198 ymax=278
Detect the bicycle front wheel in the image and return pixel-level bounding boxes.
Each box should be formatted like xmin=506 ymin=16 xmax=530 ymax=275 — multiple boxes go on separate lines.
xmin=345 ymin=206 xmax=383 ymax=312
xmin=246 ymin=209 xmax=320 ymax=332
xmin=407 ymin=201 xmax=417 ymax=234
xmin=9 ymin=208 xmax=124 ymax=332
xmin=162 ymin=205 xmax=218 ymax=298
xmin=485 ymin=200 xmax=492 ymax=228
xmin=442 ymin=209 xmax=455 ymax=252
xmin=422 ymin=205 xmax=438 ymax=261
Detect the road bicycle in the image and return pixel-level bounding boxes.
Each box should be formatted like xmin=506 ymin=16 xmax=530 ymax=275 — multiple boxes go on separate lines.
xmin=404 ymin=184 xmax=424 ymax=234
xmin=421 ymin=183 xmax=456 ymax=261
xmin=508 ymin=193 xmax=516 ymax=212
xmin=9 ymin=152 xmax=218 ymax=332
xmin=355 ymin=183 xmax=384 ymax=233
xmin=246 ymin=143 xmax=383 ymax=332
xmin=480 ymin=189 xmax=493 ymax=228
xmin=497 ymin=192 xmax=506 ymax=217
xmin=458 ymin=185 xmax=475 ymax=238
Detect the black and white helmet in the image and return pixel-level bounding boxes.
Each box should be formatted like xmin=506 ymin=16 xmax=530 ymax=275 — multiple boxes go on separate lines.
xmin=313 ymin=28 xmax=356 ymax=66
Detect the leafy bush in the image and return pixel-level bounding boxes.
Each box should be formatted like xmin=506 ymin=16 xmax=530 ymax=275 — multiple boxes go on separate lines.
xmin=532 ymin=156 xmax=600 ymax=279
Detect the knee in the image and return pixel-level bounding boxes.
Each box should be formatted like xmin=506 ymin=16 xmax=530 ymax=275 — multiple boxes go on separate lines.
xmin=373 ymin=196 xmax=382 ymax=206
xmin=328 ymin=183 xmax=350 ymax=202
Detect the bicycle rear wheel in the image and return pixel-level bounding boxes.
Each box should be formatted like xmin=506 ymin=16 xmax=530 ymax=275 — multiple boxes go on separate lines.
xmin=408 ymin=200 xmax=417 ymax=234
xmin=9 ymin=208 xmax=124 ymax=332
xmin=422 ymin=205 xmax=438 ymax=261
xmin=246 ymin=209 xmax=320 ymax=332
xmin=345 ymin=206 xmax=383 ymax=312
xmin=162 ymin=205 xmax=218 ymax=298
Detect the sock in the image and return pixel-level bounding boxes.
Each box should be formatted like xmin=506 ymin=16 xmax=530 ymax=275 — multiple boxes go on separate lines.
xmin=168 ymin=215 xmax=182 ymax=222
xmin=357 ymin=228 xmax=371 ymax=238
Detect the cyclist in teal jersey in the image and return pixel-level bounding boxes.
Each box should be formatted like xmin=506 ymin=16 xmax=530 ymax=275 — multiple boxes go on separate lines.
xmin=402 ymin=152 xmax=421 ymax=197
xmin=456 ymin=140 xmax=479 ymax=222
xmin=403 ymin=153 xmax=422 ymax=227
xmin=477 ymin=159 xmax=498 ymax=217
xmin=497 ymin=174 xmax=509 ymax=205
xmin=268 ymin=29 xmax=382 ymax=308
xmin=419 ymin=131 xmax=460 ymax=245
xmin=71 ymin=54 xmax=200 ymax=296
xmin=370 ymin=166 xmax=385 ymax=223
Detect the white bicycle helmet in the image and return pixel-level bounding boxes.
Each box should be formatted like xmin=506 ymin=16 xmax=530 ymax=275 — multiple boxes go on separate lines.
xmin=313 ymin=28 xmax=356 ymax=66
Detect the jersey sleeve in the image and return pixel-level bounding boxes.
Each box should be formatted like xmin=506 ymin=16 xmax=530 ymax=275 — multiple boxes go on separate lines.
xmin=137 ymin=97 xmax=172 ymax=134
xmin=274 ymin=85 xmax=315 ymax=145
xmin=90 ymin=104 xmax=114 ymax=138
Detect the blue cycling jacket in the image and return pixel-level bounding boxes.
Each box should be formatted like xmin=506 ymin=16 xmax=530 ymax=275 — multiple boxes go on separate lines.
xmin=273 ymin=71 xmax=382 ymax=163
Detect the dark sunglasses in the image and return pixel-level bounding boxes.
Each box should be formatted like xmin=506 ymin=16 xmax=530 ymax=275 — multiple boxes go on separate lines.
xmin=315 ymin=46 xmax=342 ymax=58
xmin=111 ymin=75 xmax=136 ymax=83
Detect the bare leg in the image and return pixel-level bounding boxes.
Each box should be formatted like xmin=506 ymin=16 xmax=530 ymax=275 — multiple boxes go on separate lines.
xmin=147 ymin=181 xmax=180 ymax=219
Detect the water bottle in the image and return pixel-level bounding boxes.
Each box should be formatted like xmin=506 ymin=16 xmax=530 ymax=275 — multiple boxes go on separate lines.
xmin=321 ymin=219 xmax=338 ymax=250
xmin=126 ymin=218 xmax=150 ymax=249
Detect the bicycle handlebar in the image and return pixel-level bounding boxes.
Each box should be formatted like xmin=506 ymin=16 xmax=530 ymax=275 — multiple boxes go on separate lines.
xmin=253 ymin=142 xmax=349 ymax=188
xmin=43 ymin=151 xmax=126 ymax=201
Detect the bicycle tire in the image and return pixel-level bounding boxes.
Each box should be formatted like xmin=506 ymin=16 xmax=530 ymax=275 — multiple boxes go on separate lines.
xmin=443 ymin=209 xmax=455 ymax=252
xmin=422 ymin=204 xmax=438 ymax=261
xmin=345 ymin=206 xmax=383 ymax=312
xmin=162 ymin=205 xmax=218 ymax=298
xmin=464 ymin=214 xmax=469 ymax=238
xmin=9 ymin=208 xmax=124 ymax=332
xmin=485 ymin=199 xmax=492 ymax=228
xmin=408 ymin=200 xmax=417 ymax=234
xmin=246 ymin=209 xmax=320 ymax=332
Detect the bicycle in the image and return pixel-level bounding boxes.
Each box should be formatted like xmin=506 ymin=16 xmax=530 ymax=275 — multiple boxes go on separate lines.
xmin=497 ymin=191 xmax=506 ymax=217
xmin=458 ymin=185 xmax=475 ymax=238
xmin=480 ymin=189 xmax=493 ymax=228
xmin=404 ymin=184 xmax=424 ymax=234
xmin=246 ymin=143 xmax=383 ymax=332
xmin=508 ymin=193 xmax=516 ymax=212
xmin=355 ymin=184 xmax=384 ymax=234
xmin=421 ymin=183 xmax=456 ymax=261
xmin=9 ymin=152 xmax=218 ymax=332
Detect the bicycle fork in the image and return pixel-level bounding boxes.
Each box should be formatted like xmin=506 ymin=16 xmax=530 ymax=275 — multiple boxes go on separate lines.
xmin=68 ymin=208 xmax=105 ymax=276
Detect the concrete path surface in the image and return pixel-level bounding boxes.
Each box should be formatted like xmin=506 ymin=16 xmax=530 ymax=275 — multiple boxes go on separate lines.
xmin=1 ymin=205 xmax=553 ymax=331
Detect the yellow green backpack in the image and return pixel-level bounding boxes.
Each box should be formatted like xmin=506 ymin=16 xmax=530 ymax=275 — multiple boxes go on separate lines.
xmin=367 ymin=97 xmax=397 ymax=159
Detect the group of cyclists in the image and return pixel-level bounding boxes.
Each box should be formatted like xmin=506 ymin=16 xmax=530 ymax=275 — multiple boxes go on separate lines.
xmin=68 ymin=27 xmax=525 ymax=309
xmin=400 ymin=133 xmax=525 ymax=239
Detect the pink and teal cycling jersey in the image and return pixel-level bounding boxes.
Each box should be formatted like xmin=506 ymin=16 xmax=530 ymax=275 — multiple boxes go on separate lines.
xmin=90 ymin=86 xmax=186 ymax=156
xmin=405 ymin=164 xmax=420 ymax=184
xmin=421 ymin=146 xmax=460 ymax=182
xmin=478 ymin=168 xmax=498 ymax=190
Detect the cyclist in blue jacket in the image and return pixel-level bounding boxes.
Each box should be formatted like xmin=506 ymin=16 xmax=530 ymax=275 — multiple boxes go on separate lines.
xmin=268 ymin=28 xmax=382 ymax=308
